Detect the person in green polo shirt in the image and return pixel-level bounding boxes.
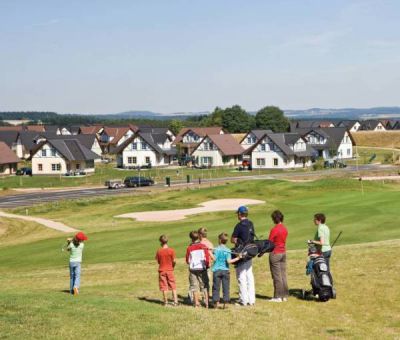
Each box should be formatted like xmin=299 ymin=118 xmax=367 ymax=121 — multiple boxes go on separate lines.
xmin=311 ymin=213 xmax=332 ymax=270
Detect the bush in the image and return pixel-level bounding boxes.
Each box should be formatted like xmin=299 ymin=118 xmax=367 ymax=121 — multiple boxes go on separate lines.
xmin=312 ymin=158 xmax=325 ymax=171
xmin=383 ymin=154 xmax=394 ymax=164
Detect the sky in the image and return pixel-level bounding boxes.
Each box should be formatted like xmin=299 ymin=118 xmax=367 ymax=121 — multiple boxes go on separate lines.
xmin=1 ymin=0 xmax=400 ymax=114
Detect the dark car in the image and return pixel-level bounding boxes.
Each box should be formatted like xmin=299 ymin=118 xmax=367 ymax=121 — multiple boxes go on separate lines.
xmin=16 ymin=167 xmax=32 ymax=176
xmin=124 ymin=176 xmax=154 ymax=187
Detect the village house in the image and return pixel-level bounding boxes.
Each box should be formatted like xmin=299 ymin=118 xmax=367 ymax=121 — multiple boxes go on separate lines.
xmin=337 ymin=120 xmax=361 ymax=132
xmin=240 ymin=129 xmax=273 ymax=150
xmin=0 ymin=142 xmax=20 ymax=176
xmin=0 ymin=131 xmax=23 ymax=159
xmin=245 ymin=132 xmax=313 ymax=169
xmin=191 ymin=134 xmax=244 ymax=167
xmin=299 ymin=127 xmax=355 ymax=160
xmin=99 ymin=126 xmax=139 ymax=154
xmin=173 ymin=127 xmax=224 ymax=156
xmin=31 ymin=139 xmax=100 ymax=175
xmin=290 ymin=120 xmax=335 ymax=131
xmin=359 ymin=120 xmax=386 ymax=131
xmin=115 ymin=132 xmax=177 ymax=168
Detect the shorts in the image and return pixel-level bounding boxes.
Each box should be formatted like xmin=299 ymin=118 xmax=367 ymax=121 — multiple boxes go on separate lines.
xmin=159 ymin=271 xmax=176 ymax=291
xmin=189 ymin=270 xmax=207 ymax=292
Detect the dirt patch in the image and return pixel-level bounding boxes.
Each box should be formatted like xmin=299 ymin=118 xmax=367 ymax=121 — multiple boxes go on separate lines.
xmin=116 ymin=198 xmax=265 ymax=222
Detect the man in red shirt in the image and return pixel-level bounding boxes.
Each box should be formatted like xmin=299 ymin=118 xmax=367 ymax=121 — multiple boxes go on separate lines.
xmin=155 ymin=235 xmax=178 ymax=306
xmin=268 ymin=210 xmax=289 ymax=302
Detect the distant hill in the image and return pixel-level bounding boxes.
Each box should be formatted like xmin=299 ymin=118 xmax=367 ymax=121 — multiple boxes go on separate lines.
xmin=100 ymin=110 xmax=209 ymax=120
xmin=283 ymin=107 xmax=400 ymax=120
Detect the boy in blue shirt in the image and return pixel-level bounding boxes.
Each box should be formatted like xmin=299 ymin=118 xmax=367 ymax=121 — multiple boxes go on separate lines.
xmin=212 ymin=232 xmax=241 ymax=308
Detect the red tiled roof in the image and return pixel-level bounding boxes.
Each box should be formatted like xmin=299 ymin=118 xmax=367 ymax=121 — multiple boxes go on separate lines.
xmin=26 ymin=125 xmax=45 ymax=132
xmin=0 ymin=142 xmax=20 ymax=165
xmin=0 ymin=126 xmax=23 ymax=131
xmin=194 ymin=134 xmax=244 ymax=156
xmin=80 ymin=126 xmax=102 ymax=134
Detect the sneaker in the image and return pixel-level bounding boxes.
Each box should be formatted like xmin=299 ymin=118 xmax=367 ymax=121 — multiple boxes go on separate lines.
xmin=73 ymin=287 xmax=79 ymax=296
xmin=269 ymin=298 xmax=282 ymax=303
xmin=234 ymin=302 xmax=247 ymax=307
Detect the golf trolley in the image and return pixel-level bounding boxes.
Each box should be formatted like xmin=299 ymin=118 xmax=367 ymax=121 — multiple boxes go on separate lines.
xmin=301 ymin=232 xmax=342 ymax=302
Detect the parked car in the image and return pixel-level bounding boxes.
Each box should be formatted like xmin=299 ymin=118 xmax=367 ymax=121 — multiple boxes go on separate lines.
xmin=16 ymin=167 xmax=32 ymax=176
xmin=105 ymin=179 xmax=124 ymax=189
xmin=124 ymin=176 xmax=154 ymax=187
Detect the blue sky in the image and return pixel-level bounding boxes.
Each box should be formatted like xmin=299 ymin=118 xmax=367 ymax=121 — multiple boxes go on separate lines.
xmin=1 ymin=0 xmax=400 ymax=114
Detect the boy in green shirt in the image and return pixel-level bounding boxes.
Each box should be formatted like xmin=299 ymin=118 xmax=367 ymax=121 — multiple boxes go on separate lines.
xmin=310 ymin=213 xmax=332 ymax=270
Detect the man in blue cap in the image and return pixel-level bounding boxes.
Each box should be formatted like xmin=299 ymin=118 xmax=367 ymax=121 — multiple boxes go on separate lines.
xmin=231 ymin=205 xmax=256 ymax=306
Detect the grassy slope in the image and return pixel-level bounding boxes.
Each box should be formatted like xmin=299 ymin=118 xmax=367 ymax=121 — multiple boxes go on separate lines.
xmin=0 ymin=179 xmax=399 ymax=338
xmin=352 ymin=131 xmax=400 ymax=148
xmin=0 ymin=163 xmax=285 ymax=189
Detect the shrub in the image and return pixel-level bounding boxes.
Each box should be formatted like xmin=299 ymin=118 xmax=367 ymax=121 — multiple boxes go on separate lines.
xmin=312 ymin=158 xmax=325 ymax=171
xmin=383 ymin=154 xmax=394 ymax=164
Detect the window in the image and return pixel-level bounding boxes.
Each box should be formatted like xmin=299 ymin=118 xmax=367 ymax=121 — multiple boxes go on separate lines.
xmin=141 ymin=142 xmax=147 ymax=150
xmin=256 ymin=158 xmax=265 ymax=166
xmin=204 ymin=143 xmax=209 ymax=151
xmin=86 ymin=160 xmax=94 ymax=168
xmin=347 ymin=148 xmax=351 ymax=156
xmin=260 ymin=144 xmax=266 ymax=151
xmin=128 ymin=157 xmax=137 ymax=164
xmin=247 ymin=137 xmax=252 ymax=144
xmin=209 ymin=143 xmax=214 ymax=150
xmin=132 ymin=142 xmax=137 ymax=150
xmin=145 ymin=157 xmax=150 ymax=164
xmin=222 ymin=156 xmax=230 ymax=163
xmin=41 ymin=149 xmax=46 ymax=157
xmin=51 ymin=164 xmax=61 ymax=171
xmin=38 ymin=164 xmax=43 ymax=171
xmin=273 ymin=158 xmax=279 ymax=166
xmin=51 ymin=148 xmax=56 ymax=157
xmin=76 ymin=163 xmax=80 ymax=170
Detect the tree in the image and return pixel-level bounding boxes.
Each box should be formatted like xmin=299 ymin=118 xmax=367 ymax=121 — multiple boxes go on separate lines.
xmin=168 ymin=119 xmax=184 ymax=136
xmin=255 ymin=106 xmax=289 ymax=132
xmin=221 ymin=105 xmax=252 ymax=133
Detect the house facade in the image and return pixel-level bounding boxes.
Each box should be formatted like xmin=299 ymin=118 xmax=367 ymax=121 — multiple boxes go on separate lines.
xmin=31 ymin=139 xmax=99 ymax=175
xmin=248 ymin=133 xmax=313 ymax=169
xmin=302 ymin=128 xmax=354 ymax=160
xmin=0 ymin=142 xmax=20 ymax=176
xmin=115 ymin=133 xmax=176 ymax=168
xmin=191 ymin=134 xmax=244 ymax=167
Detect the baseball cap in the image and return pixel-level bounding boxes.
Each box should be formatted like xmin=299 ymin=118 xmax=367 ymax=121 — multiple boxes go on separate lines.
xmin=75 ymin=232 xmax=88 ymax=241
xmin=236 ymin=206 xmax=248 ymax=214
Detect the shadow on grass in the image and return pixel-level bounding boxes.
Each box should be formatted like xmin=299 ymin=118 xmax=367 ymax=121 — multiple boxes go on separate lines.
xmin=61 ymin=290 xmax=72 ymax=295
xmin=255 ymin=294 xmax=272 ymax=300
xmin=289 ymin=288 xmax=315 ymax=301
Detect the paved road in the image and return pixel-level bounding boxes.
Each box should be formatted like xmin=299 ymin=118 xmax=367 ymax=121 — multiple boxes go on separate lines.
xmin=0 ymin=164 xmax=396 ymax=209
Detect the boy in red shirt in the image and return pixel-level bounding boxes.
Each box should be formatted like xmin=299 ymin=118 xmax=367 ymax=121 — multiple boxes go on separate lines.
xmin=186 ymin=230 xmax=210 ymax=308
xmin=155 ymin=235 xmax=178 ymax=306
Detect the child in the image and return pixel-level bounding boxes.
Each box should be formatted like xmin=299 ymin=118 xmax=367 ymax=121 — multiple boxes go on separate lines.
xmin=198 ymin=227 xmax=214 ymax=299
xmin=155 ymin=235 xmax=178 ymax=306
xmin=186 ymin=230 xmax=210 ymax=308
xmin=212 ymin=232 xmax=241 ymax=308
xmin=66 ymin=231 xmax=88 ymax=296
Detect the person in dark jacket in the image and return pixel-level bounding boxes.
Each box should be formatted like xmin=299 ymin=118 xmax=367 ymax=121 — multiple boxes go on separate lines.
xmin=231 ymin=206 xmax=256 ymax=306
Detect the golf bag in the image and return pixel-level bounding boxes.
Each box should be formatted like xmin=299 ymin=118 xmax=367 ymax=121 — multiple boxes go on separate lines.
xmin=308 ymin=256 xmax=335 ymax=302
xmin=233 ymin=239 xmax=275 ymax=262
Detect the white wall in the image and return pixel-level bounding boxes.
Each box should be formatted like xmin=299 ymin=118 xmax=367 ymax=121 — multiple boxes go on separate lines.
xmin=32 ymin=143 xmax=96 ymax=174
xmin=192 ymin=137 xmax=238 ymax=166
xmin=118 ymin=136 xmax=167 ymax=167
xmin=337 ymin=131 xmax=353 ymax=159
xmin=240 ymin=132 xmax=257 ymax=150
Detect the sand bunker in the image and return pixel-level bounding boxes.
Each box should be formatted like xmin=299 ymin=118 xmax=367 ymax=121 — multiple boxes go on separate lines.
xmin=116 ymin=198 xmax=265 ymax=222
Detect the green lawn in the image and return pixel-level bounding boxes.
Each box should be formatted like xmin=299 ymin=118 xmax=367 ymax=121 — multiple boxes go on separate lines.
xmin=1 ymin=178 xmax=399 ymax=338
xmin=347 ymin=146 xmax=400 ymax=165
xmin=0 ymin=162 xmax=294 ymax=189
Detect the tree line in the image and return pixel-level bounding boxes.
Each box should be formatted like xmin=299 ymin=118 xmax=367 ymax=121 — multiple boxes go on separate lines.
xmin=0 ymin=106 xmax=289 ymax=135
